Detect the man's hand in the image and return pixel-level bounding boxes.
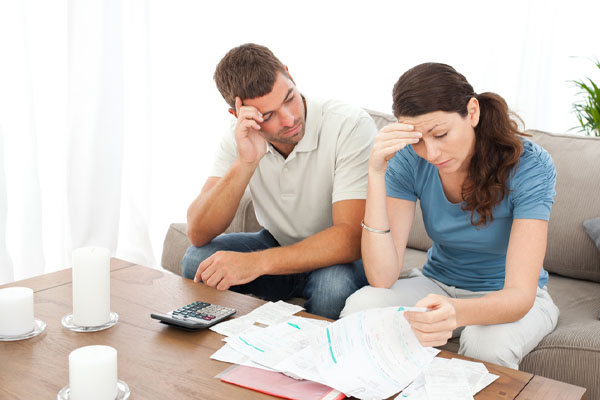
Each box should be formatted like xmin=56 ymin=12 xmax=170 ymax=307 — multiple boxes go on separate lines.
xmin=193 ymin=251 xmax=263 ymax=290
xmin=234 ymin=97 xmax=267 ymax=164
xmin=404 ymin=294 xmax=458 ymax=347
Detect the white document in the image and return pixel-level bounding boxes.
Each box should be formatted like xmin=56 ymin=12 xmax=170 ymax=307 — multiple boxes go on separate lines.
xmin=250 ymin=300 xmax=305 ymax=325
xmin=225 ymin=316 xmax=323 ymax=370
xmin=448 ymin=358 xmax=498 ymax=395
xmin=311 ymin=307 xmax=436 ymax=400
xmin=210 ymin=300 xmax=304 ymax=337
xmin=397 ymin=357 xmax=499 ymax=399
xmin=424 ymin=358 xmax=473 ymax=400
xmin=210 ymin=343 xmax=275 ymax=371
xmin=210 ymin=315 xmax=256 ymax=337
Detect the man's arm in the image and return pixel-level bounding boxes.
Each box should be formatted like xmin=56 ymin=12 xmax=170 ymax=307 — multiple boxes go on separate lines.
xmin=195 ymin=199 xmax=365 ymax=290
xmin=187 ymin=97 xmax=267 ymax=247
xmin=186 ymin=160 xmax=256 ymax=247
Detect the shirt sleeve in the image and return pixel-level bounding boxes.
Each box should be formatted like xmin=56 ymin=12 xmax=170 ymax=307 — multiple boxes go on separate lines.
xmin=331 ymin=116 xmax=377 ymax=203
xmin=209 ymin=121 xmax=238 ymax=178
xmin=385 ymin=146 xmax=418 ymax=201
xmin=510 ymin=141 xmax=557 ymax=221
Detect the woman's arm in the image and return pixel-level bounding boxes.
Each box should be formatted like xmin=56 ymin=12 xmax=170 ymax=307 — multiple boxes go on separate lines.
xmin=362 ymin=182 xmax=416 ymax=287
xmin=453 ymin=218 xmax=547 ymax=325
xmin=405 ymin=218 xmax=548 ymax=346
xmin=362 ymin=123 xmax=421 ymax=288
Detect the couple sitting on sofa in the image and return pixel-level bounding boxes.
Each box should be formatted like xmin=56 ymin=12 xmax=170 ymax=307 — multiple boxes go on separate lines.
xmin=181 ymin=43 xmax=559 ymax=369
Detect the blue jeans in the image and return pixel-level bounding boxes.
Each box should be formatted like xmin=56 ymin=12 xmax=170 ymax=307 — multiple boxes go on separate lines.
xmin=181 ymin=230 xmax=368 ymax=319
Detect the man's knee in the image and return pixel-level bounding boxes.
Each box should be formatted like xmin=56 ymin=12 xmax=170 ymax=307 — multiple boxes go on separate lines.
xmin=459 ymin=325 xmax=521 ymax=369
xmin=181 ymin=243 xmax=220 ymax=280
xmin=304 ymin=262 xmax=367 ymax=319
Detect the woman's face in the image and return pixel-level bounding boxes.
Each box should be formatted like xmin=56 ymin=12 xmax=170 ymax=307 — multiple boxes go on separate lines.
xmin=398 ymin=97 xmax=480 ymax=176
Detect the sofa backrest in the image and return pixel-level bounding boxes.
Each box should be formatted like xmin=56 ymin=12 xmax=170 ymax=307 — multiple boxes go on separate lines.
xmin=366 ymin=109 xmax=600 ymax=282
xmin=526 ymin=130 xmax=600 ymax=282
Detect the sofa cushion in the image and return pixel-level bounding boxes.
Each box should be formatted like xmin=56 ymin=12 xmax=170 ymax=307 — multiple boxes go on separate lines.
xmin=527 ymin=130 xmax=600 ymax=282
xmin=519 ymin=273 xmax=600 ymax=400
xmin=583 ymin=217 xmax=600 ymax=252
xmin=439 ymin=272 xmax=600 ymax=399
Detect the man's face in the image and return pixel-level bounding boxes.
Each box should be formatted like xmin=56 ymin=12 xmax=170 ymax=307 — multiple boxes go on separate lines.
xmin=242 ymin=72 xmax=305 ymax=152
xmin=399 ymin=100 xmax=479 ymax=176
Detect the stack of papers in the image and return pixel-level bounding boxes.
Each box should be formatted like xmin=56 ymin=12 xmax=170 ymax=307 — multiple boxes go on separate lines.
xmin=210 ymin=301 xmax=498 ymax=400
xmin=397 ymin=357 xmax=499 ymax=399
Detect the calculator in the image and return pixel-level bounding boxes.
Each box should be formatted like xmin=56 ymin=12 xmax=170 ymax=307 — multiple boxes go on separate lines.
xmin=150 ymin=301 xmax=236 ymax=330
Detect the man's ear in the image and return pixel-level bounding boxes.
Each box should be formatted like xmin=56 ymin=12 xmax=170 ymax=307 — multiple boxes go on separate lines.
xmin=228 ymin=108 xmax=237 ymax=118
xmin=284 ymin=65 xmax=295 ymax=85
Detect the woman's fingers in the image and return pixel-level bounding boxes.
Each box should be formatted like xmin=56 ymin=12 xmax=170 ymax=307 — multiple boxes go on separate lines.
xmin=368 ymin=124 xmax=422 ymax=174
xmin=380 ymin=122 xmax=415 ymax=132
xmin=404 ymin=294 xmax=458 ymax=347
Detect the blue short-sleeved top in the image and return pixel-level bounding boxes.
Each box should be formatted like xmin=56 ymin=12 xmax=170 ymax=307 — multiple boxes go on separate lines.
xmin=385 ymin=139 xmax=556 ymax=291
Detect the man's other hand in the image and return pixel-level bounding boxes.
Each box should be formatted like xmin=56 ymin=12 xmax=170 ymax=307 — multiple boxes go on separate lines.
xmin=194 ymin=250 xmax=262 ymax=290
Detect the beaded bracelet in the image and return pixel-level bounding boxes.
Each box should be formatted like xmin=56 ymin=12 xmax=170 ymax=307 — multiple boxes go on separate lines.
xmin=361 ymin=219 xmax=391 ymax=234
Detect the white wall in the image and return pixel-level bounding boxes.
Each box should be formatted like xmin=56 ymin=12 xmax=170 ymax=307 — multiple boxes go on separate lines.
xmin=1 ymin=0 xmax=598 ymax=281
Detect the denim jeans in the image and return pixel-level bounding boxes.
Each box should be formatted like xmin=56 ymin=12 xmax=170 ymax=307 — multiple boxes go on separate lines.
xmin=181 ymin=230 xmax=368 ymax=319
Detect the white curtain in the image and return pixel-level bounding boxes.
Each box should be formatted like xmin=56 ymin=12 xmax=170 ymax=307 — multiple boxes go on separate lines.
xmin=1 ymin=0 xmax=599 ymax=284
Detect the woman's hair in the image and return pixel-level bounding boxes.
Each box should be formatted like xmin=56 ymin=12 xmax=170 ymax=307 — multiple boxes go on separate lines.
xmin=392 ymin=63 xmax=527 ymax=226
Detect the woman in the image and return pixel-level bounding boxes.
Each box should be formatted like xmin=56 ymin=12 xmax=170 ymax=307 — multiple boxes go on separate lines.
xmin=340 ymin=63 xmax=559 ymax=369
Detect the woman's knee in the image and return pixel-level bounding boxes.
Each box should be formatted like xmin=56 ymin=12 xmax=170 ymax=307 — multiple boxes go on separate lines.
xmin=459 ymin=325 xmax=521 ymax=369
xmin=340 ymin=286 xmax=399 ymax=318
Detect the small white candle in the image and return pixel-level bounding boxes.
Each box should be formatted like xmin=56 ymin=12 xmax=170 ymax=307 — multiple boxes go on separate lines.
xmin=69 ymin=345 xmax=118 ymax=400
xmin=72 ymin=246 xmax=111 ymax=327
xmin=0 ymin=287 xmax=35 ymax=336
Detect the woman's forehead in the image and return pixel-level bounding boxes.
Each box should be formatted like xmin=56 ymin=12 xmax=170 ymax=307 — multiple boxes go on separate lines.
xmin=398 ymin=111 xmax=454 ymax=132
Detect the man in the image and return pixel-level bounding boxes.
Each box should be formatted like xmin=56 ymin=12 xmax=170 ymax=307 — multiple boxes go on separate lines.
xmin=182 ymin=43 xmax=377 ymax=319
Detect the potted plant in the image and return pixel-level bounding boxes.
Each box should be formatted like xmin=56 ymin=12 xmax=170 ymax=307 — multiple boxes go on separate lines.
xmin=571 ymin=58 xmax=600 ymax=137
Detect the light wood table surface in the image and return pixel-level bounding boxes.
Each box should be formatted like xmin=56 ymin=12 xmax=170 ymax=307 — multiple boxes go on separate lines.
xmin=0 ymin=259 xmax=587 ymax=400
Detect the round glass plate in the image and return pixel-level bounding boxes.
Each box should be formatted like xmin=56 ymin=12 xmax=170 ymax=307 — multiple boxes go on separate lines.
xmin=0 ymin=319 xmax=46 ymax=341
xmin=61 ymin=312 xmax=118 ymax=332
xmin=57 ymin=379 xmax=130 ymax=400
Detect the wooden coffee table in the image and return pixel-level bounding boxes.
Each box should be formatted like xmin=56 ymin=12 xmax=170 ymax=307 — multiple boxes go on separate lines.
xmin=0 ymin=259 xmax=587 ymax=400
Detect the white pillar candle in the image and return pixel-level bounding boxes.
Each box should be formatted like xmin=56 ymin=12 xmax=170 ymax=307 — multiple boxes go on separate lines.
xmin=69 ymin=345 xmax=118 ymax=400
xmin=72 ymin=246 xmax=111 ymax=326
xmin=0 ymin=287 xmax=35 ymax=336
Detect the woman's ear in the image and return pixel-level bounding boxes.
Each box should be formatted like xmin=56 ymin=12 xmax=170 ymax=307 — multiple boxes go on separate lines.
xmin=228 ymin=108 xmax=237 ymax=118
xmin=467 ymin=97 xmax=480 ymax=128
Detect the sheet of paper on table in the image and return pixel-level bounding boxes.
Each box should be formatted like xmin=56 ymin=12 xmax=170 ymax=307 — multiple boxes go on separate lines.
xmin=310 ymin=307 xmax=436 ymax=400
xmin=210 ymin=300 xmax=305 ymax=337
xmin=397 ymin=357 xmax=499 ymax=400
xmin=210 ymin=303 xmax=499 ymax=400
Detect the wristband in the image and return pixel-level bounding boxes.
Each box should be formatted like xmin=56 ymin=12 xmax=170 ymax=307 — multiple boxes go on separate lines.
xmin=361 ymin=220 xmax=391 ymax=234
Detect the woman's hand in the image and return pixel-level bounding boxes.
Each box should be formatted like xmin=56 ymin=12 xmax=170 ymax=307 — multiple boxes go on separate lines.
xmin=404 ymin=294 xmax=458 ymax=347
xmin=368 ymin=123 xmax=421 ymax=175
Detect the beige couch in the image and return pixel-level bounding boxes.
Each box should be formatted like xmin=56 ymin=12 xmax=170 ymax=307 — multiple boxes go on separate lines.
xmin=161 ymin=110 xmax=600 ymax=399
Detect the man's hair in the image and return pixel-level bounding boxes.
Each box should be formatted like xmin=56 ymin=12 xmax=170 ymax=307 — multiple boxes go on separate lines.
xmin=214 ymin=43 xmax=288 ymax=109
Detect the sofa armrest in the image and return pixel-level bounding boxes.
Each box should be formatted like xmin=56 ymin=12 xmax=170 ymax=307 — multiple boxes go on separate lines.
xmin=161 ymin=190 xmax=263 ymax=276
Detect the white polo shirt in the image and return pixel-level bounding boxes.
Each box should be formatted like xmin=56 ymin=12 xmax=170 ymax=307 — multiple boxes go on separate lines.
xmin=210 ymin=97 xmax=377 ymax=246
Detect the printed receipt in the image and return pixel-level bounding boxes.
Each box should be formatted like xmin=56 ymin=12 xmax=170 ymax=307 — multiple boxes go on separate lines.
xmin=311 ymin=307 xmax=436 ymax=400
xmin=210 ymin=300 xmax=304 ymax=337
